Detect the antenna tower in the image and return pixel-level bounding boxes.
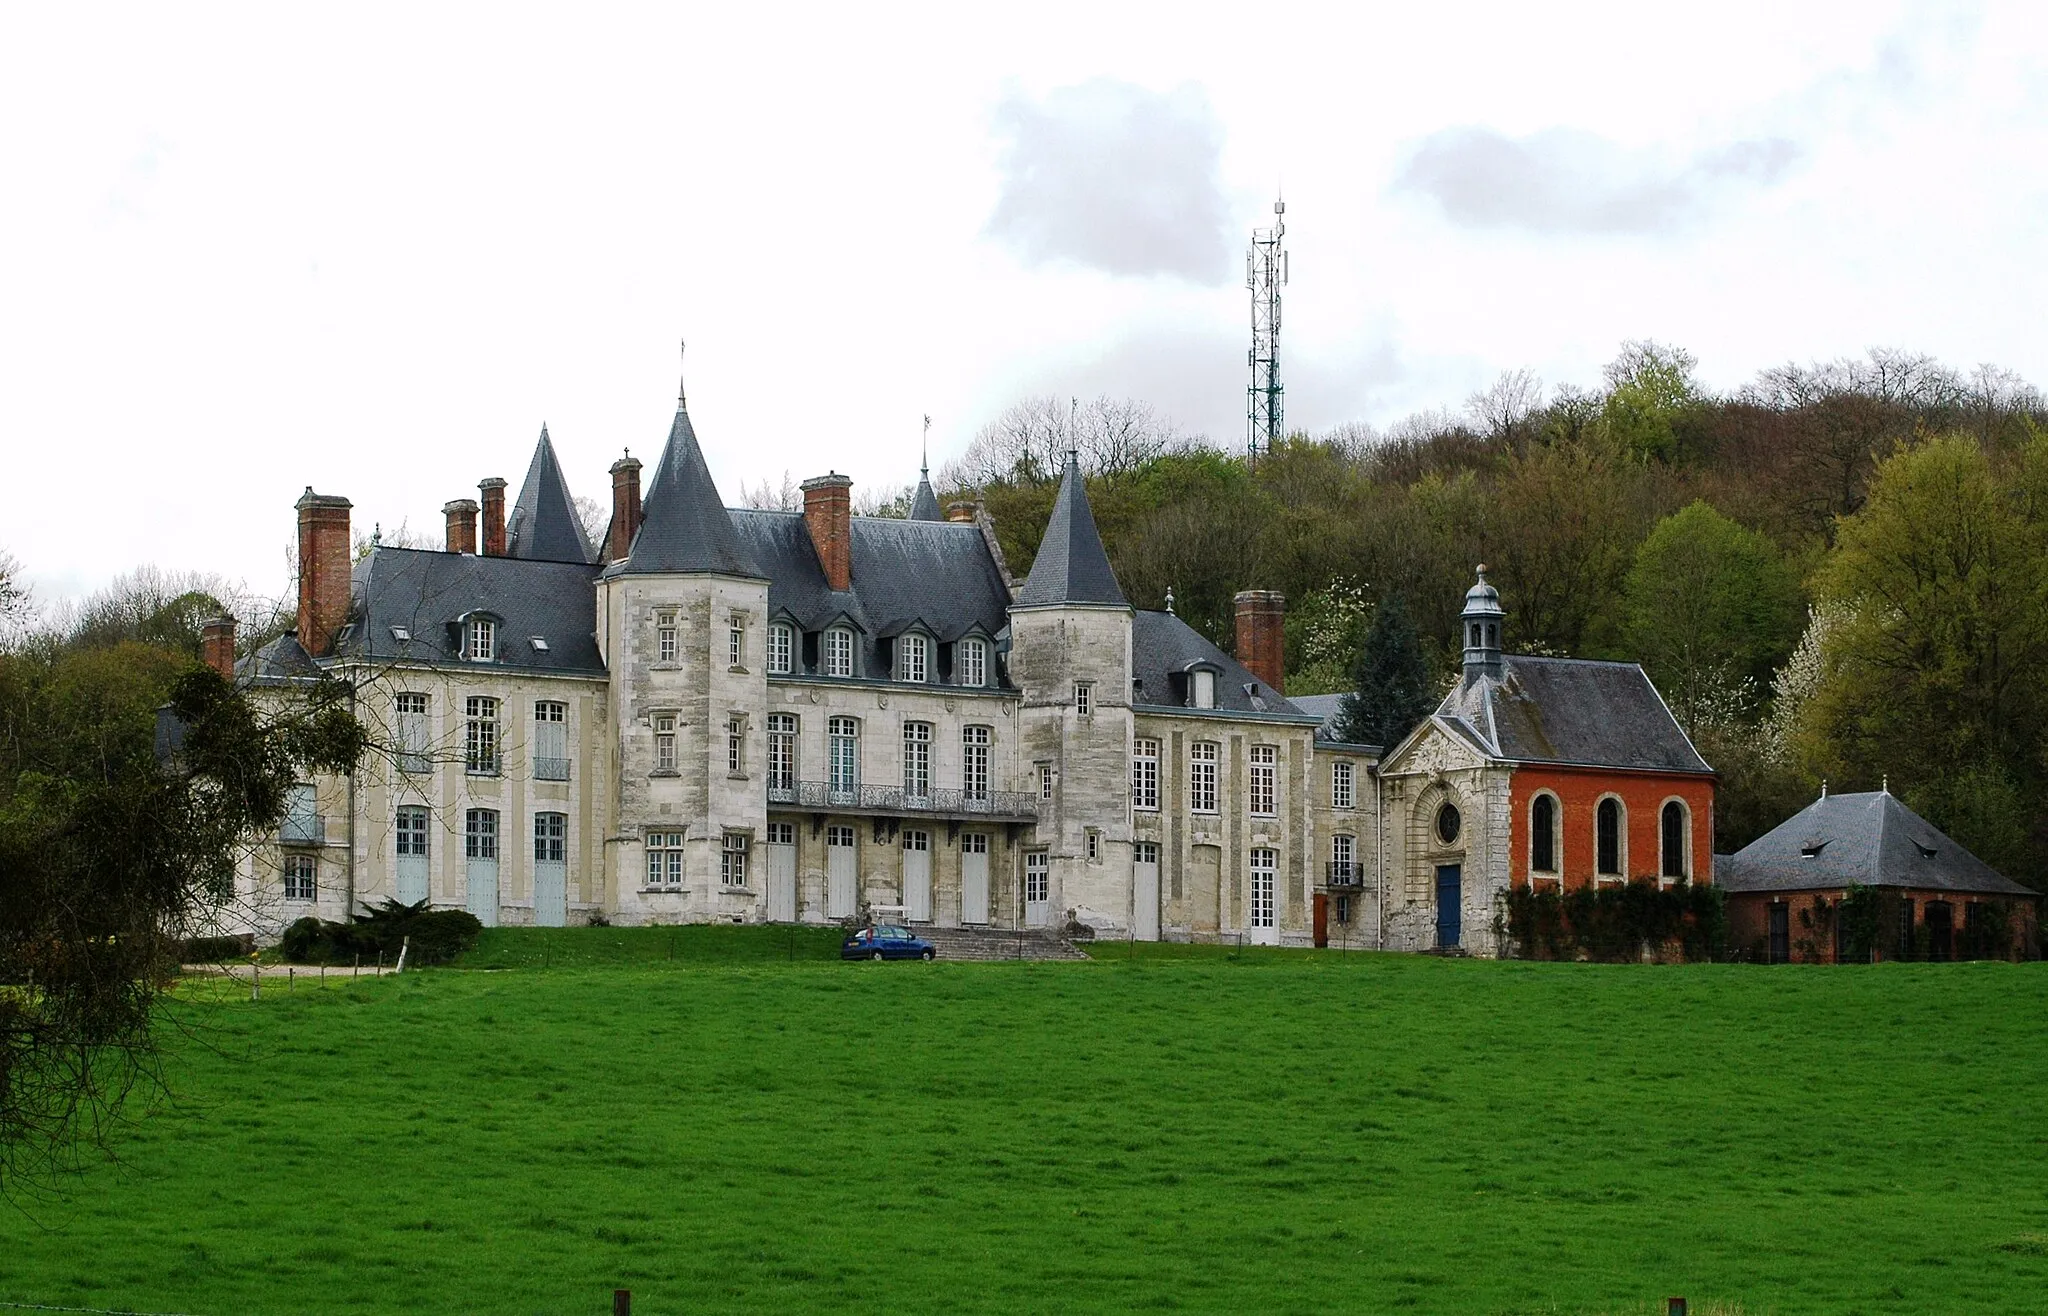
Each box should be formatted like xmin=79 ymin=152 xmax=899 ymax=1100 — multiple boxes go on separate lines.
xmin=1246 ymin=197 xmax=1288 ymax=465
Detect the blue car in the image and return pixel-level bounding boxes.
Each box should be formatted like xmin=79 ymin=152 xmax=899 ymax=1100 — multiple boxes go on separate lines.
xmin=841 ymin=925 xmax=936 ymax=961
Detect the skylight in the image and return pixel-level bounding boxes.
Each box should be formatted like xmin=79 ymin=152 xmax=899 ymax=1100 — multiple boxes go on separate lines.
xmin=530 ymin=637 xmax=550 ymax=652
xmin=389 ymin=626 xmax=411 ymax=642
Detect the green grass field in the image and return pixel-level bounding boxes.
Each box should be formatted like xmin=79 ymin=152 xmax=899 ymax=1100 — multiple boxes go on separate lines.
xmin=5 ymin=934 xmax=2046 ymax=1314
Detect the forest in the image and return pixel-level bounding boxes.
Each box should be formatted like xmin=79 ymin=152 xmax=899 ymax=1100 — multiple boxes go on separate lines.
xmin=931 ymin=344 xmax=2048 ymax=882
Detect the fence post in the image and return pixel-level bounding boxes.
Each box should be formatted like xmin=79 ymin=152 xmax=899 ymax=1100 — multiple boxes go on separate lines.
xmin=613 ymin=1288 xmax=631 ymax=1315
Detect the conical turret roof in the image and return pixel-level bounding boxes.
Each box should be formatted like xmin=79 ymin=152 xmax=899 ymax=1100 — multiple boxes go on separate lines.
xmin=508 ymin=425 xmax=595 ymax=564
xmin=1016 ymin=452 xmax=1125 ymax=607
xmin=612 ymin=402 xmax=762 ymax=578
xmin=909 ymin=469 xmax=943 ymax=521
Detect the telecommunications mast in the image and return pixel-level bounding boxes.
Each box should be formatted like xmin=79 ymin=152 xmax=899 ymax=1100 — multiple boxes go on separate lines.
xmin=1246 ymin=197 xmax=1288 ymax=466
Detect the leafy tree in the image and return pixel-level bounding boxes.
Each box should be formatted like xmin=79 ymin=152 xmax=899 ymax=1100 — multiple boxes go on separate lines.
xmin=1600 ymin=340 xmax=1702 ymax=463
xmin=0 ymin=648 xmax=366 ymax=1181
xmin=1622 ymin=500 xmax=1803 ymax=731
xmin=1334 ymin=595 xmax=1436 ymax=749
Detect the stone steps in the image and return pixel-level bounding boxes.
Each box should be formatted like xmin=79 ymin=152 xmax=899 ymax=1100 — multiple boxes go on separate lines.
xmin=916 ymin=925 xmax=1091 ymax=962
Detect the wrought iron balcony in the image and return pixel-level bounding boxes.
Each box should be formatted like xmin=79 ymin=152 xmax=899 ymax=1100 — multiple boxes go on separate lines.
xmin=1325 ymin=861 xmax=1365 ymax=887
xmin=280 ymin=814 xmax=327 ymax=846
xmin=766 ymin=780 xmax=1038 ymax=821
xmin=533 ymin=756 xmax=572 ymax=782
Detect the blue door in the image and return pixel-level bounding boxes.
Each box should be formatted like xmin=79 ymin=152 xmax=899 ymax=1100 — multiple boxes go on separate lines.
xmin=1435 ymin=864 xmax=1462 ymax=949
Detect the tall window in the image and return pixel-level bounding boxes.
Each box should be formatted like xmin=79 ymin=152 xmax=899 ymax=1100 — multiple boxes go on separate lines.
xmin=768 ymin=623 xmax=794 ymax=675
xmin=1191 ymin=669 xmax=1216 ymax=709
xmin=728 ymin=616 xmax=746 ymax=668
xmin=1189 ymin=742 xmax=1219 ymax=814
xmin=1025 ymin=851 xmax=1049 ymax=905
xmin=1131 ymin=738 xmax=1160 ymax=811
xmin=1249 ymin=745 xmax=1277 ymax=816
xmin=957 ymin=637 xmax=987 ymax=687
xmin=767 ymin=713 xmax=797 ymax=791
xmin=465 ymin=808 xmax=498 ymax=860
xmin=534 ymin=700 xmax=568 ymax=780
xmin=1531 ymin=794 xmax=1557 ymax=874
xmin=657 ymin=611 xmax=677 ymax=664
xmin=534 ymin=812 xmax=566 ymax=863
xmin=396 ymin=692 xmax=429 ymax=773
xmin=645 ymin=831 xmax=685 ymax=887
xmin=283 ymin=854 xmax=317 ymax=902
xmin=466 ymin=617 xmax=496 ymax=662
xmin=1596 ymin=798 xmax=1623 ymax=877
xmin=653 ymin=714 xmax=677 ymax=772
xmin=1332 ymin=832 xmax=1355 ymax=872
xmin=464 ymin=697 xmax=499 ymax=775
xmin=1085 ymin=829 xmax=1100 ymax=861
xmin=721 ymin=832 xmax=749 ymax=887
xmin=961 ymin=725 xmax=990 ymax=801
xmin=824 ymin=627 xmax=854 ymax=678
xmin=1660 ymin=800 xmax=1687 ymax=879
xmin=898 ymin=634 xmax=928 ymax=683
xmin=726 ymin=716 xmax=747 ymax=774
xmin=828 ymin=716 xmax=859 ymax=798
xmin=901 ymin=721 xmax=933 ymax=798
xmin=282 ymin=782 xmax=319 ymax=844
xmin=396 ymin=806 xmax=428 ymax=859
xmin=1038 ymin=763 xmax=1054 ymax=800
xmin=1331 ymin=759 xmax=1354 ymax=810
xmin=1074 ymin=681 xmax=1093 ymax=716
xmin=1249 ymin=848 xmax=1276 ymax=929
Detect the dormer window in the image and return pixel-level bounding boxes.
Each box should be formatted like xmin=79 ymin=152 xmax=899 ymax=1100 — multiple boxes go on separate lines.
xmin=824 ymin=627 xmax=854 ymax=678
xmin=1191 ymin=668 xmax=1216 ymax=710
xmin=768 ymin=623 xmax=794 ymax=675
xmin=465 ymin=617 xmax=496 ymax=662
xmin=898 ymin=633 xmax=929 ymax=683
xmin=957 ymin=636 xmax=988 ymax=688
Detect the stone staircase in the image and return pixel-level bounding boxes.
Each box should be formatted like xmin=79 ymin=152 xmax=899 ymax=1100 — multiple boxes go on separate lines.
xmin=917 ymin=925 xmax=1091 ymax=962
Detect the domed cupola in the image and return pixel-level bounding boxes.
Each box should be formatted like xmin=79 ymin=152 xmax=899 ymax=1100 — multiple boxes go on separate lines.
xmin=1461 ymin=564 xmax=1505 ymax=685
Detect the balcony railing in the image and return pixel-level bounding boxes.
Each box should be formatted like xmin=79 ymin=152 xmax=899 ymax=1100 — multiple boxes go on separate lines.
xmin=280 ymin=814 xmax=327 ymax=846
xmin=1325 ymin=861 xmax=1365 ymax=887
xmin=534 ymin=756 xmax=571 ymax=782
xmin=766 ymin=780 xmax=1038 ymax=821
xmin=466 ymin=754 xmax=501 ymax=777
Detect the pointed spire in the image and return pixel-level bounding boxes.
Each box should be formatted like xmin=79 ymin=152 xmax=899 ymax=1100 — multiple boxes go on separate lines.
xmin=909 ymin=414 xmax=943 ymax=521
xmin=508 ymin=424 xmax=596 ymax=564
xmin=613 ymin=385 xmax=761 ymax=578
xmin=678 ymin=338 xmax=687 ymax=406
xmin=1016 ymin=451 xmax=1125 ymax=607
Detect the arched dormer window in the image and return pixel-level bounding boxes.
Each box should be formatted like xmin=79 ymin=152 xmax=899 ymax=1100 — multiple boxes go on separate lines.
xmin=767 ymin=622 xmax=795 ymax=675
xmin=823 ymin=626 xmax=855 ymax=678
xmin=1660 ymin=800 xmax=1689 ymax=880
xmin=1189 ymin=666 xmax=1218 ymax=710
xmin=1530 ymin=793 xmax=1558 ymax=875
xmin=463 ymin=615 xmax=497 ymax=662
xmin=897 ymin=632 xmax=929 ymax=683
xmin=1596 ymin=797 xmax=1625 ymax=878
xmin=955 ymin=636 xmax=989 ymax=688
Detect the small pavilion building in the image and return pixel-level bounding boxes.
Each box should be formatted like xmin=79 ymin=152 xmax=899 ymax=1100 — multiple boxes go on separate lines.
xmin=1718 ymin=788 xmax=2039 ymax=962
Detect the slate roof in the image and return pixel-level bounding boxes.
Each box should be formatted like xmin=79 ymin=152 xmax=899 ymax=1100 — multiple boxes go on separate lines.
xmin=507 ymin=426 xmax=595 ymax=564
xmin=610 ymin=403 xmax=762 ymax=578
xmin=1430 ymin=656 xmax=1710 ymax=774
xmin=730 ymin=510 xmax=1014 ymax=682
xmin=909 ymin=470 xmax=943 ymax=522
xmin=1718 ymin=791 xmax=2035 ymax=896
xmin=1286 ymin=692 xmax=1380 ymax=749
xmin=1015 ymin=453 xmax=1126 ymax=608
xmin=1131 ymin=610 xmax=1315 ymax=720
xmin=238 ymin=631 xmax=323 ymax=684
xmin=335 ymin=546 xmax=605 ymax=675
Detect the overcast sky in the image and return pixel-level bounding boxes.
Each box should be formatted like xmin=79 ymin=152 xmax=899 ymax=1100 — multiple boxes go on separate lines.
xmin=4 ymin=2 xmax=2045 ymax=607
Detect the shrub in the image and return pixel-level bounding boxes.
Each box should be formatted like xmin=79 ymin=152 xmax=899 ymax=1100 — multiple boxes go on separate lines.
xmin=180 ymin=934 xmax=253 ymax=963
xmin=1505 ymin=879 xmax=1724 ymax=962
xmin=276 ymin=900 xmax=482 ymax=967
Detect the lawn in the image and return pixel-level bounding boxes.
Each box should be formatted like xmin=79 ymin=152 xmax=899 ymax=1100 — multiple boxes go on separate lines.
xmin=4 ymin=937 xmax=2046 ymax=1315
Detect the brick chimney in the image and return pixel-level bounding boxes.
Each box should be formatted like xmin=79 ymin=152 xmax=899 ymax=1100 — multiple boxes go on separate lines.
xmin=200 ymin=615 xmax=237 ymax=681
xmin=443 ymin=499 xmax=478 ymax=555
xmin=945 ymin=500 xmax=977 ymax=524
xmin=1234 ymin=590 xmax=1286 ymax=696
xmin=608 ymin=453 xmax=643 ymax=562
xmin=295 ymin=489 xmax=353 ymax=659
xmin=802 ymin=473 xmax=854 ymax=591
xmin=479 ymin=477 xmax=508 ymax=556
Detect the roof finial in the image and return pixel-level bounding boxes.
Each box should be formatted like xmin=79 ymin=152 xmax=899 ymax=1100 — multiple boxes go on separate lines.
xmin=1821 ymin=778 xmax=1828 ymax=799
xmin=922 ymin=414 xmax=931 ymax=478
xmin=1882 ymin=773 xmax=1889 ymax=794
xmin=1165 ymin=585 xmax=1176 ymax=616
xmin=678 ymin=338 xmax=687 ymax=407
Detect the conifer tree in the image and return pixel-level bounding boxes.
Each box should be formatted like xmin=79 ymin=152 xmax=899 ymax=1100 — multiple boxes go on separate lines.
xmin=1334 ymin=595 xmax=1436 ymax=749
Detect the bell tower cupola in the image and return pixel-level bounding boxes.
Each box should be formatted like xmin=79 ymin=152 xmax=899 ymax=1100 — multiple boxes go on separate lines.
xmin=1461 ymin=564 xmax=1505 ymax=686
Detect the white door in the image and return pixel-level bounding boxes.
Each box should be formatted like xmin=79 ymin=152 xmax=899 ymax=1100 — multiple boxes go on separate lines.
xmin=961 ymin=833 xmax=990 ymax=924
xmin=903 ymin=830 xmax=932 ymax=922
xmin=466 ymin=860 xmax=499 ymax=927
xmin=1133 ymin=842 xmax=1160 ymax=941
xmin=395 ymin=805 xmax=429 ymax=904
xmin=766 ymin=821 xmax=797 ymax=922
xmin=1249 ymin=849 xmax=1278 ymax=945
xmin=533 ymin=811 xmax=567 ymax=927
xmin=1025 ymin=851 xmax=1050 ymax=928
xmin=827 ymin=826 xmax=858 ymax=919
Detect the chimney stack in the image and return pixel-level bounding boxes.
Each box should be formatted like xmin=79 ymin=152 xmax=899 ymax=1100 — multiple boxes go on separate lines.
xmin=479 ymin=477 xmax=508 ymax=556
xmin=1234 ymin=590 xmax=1286 ymax=696
xmin=802 ymin=473 xmax=854 ymax=591
xmin=608 ymin=453 xmax=643 ymax=562
xmin=945 ymin=501 xmax=977 ymax=524
xmin=295 ymin=489 xmax=353 ymax=659
xmin=443 ymin=499 xmax=479 ymax=555
xmin=200 ymin=615 xmax=237 ymax=681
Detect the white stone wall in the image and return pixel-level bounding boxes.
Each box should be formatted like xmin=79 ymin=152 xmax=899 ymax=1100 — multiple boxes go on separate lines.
xmin=1373 ymin=724 xmax=1512 ymax=957
xmin=1307 ymin=748 xmax=1380 ymax=949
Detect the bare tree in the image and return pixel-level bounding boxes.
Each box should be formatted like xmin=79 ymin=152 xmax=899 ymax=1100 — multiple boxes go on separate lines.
xmin=738 ymin=472 xmax=802 ymax=511
xmin=1464 ymin=368 xmax=1545 ymax=441
xmin=943 ymin=394 xmax=1187 ymax=488
xmin=573 ymin=494 xmax=610 ymax=551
